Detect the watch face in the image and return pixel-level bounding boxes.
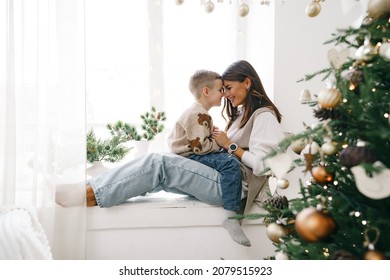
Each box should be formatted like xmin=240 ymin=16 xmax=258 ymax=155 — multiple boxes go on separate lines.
xmin=229 ymin=143 xmax=238 ymax=151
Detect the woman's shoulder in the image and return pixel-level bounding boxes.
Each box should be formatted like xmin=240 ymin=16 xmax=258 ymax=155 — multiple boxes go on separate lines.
xmin=252 ymin=107 xmax=277 ymax=119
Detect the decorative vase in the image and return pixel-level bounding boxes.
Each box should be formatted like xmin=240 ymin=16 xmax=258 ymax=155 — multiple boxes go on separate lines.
xmin=134 ymin=140 xmax=151 ymax=157
xmin=86 ymin=161 xmax=109 ymax=178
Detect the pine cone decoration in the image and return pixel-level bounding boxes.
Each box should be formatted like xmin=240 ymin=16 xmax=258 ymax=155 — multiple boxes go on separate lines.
xmin=339 ymin=146 xmax=377 ymax=168
xmin=313 ymin=108 xmax=342 ymax=121
xmin=263 ymin=194 xmax=289 ymax=209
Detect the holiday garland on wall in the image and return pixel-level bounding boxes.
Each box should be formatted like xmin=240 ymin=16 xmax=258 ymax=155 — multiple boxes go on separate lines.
xmin=248 ymin=2 xmax=390 ymax=260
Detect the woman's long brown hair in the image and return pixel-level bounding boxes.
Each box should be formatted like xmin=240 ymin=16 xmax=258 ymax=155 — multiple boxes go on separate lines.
xmin=222 ymin=60 xmax=282 ymax=129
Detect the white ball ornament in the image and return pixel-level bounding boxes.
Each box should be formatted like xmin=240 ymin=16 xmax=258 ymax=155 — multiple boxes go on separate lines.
xmin=321 ymin=142 xmax=337 ymax=155
xmin=203 ymin=1 xmax=215 ymax=13
xmin=305 ymin=1 xmax=321 ymax=17
xmin=238 ymin=3 xmax=250 ymax=17
xmin=301 ymin=141 xmax=320 ymax=156
xmin=379 ymin=42 xmax=390 ymax=61
xmin=275 ymin=251 xmax=289 ymax=260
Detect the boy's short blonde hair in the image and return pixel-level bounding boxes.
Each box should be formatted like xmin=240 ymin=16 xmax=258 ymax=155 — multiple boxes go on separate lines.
xmin=189 ymin=70 xmax=222 ymax=99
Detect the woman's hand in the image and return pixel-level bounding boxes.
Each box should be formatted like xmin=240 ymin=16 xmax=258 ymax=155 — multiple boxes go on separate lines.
xmin=212 ymin=130 xmax=230 ymax=150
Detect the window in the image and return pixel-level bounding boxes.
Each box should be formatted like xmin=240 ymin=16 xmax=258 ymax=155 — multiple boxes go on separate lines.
xmin=85 ymin=0 xmax=275 ymax=145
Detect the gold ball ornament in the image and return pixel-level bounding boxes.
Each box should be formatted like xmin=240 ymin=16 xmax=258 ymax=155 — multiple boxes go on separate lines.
xmin=277 ymin=178 xmax=289 ymax=189
xmin=238 ymin=3 xmax=250 ymax=17
xmin=305 ymin=1 xmax=321 ymax=17
xmin=311 ymin=165 xmax=334 ymax=185
xmin=364 ymin=249 xmax=386 ymax=260
xmin=203 ymin=1 xmax=215 ymax=13
xmin=290 ymin=138 xmax=306 ymax=154
xmin=317 ymin=88 xmax=341 ymax=109
xmin=266 ymin=223 xmax=289 ymax=243
xmin=295 ymin=207 xmax=336 ymax=242
xmin=367 ymin=0 xmax=390 ymax=19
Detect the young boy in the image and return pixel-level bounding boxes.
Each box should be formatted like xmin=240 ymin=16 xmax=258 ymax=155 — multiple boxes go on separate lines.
xmin=167 ymin=70 xmax=250 ymax=247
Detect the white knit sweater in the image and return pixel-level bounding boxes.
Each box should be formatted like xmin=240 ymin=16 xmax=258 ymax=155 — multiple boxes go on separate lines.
xmin=167 ymin=102 xmax=220 ymax=157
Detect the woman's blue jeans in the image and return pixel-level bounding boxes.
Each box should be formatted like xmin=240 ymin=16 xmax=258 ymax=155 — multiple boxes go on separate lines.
xmin=188 ymin=152 xmax=242 ymax=211
xmin=89 ymin=153 xmax=223 ymax=208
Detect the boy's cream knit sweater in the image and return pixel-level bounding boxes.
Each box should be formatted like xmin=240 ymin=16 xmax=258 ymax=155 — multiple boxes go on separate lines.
xmin=168 ymin=102 xmax=220 ymax=157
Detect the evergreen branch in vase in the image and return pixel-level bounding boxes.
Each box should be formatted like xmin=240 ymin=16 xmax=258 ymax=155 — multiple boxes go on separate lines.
xmin=86 ymin=128 xmax=132 ymax=164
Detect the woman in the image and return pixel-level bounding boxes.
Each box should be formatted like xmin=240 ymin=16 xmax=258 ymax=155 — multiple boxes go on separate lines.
xmin=213 ymin=60 xmax=284 ymax=213
xmin=58 ymin=60 xmax=284 ymax=244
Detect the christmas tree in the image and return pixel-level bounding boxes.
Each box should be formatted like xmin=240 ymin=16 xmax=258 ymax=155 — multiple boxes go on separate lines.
xmin=256 ymin=5 xmax=390 ymax=260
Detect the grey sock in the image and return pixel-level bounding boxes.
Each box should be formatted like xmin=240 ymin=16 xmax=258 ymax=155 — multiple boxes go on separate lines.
xmin=222 ymin=211 xmax=251 ymax=247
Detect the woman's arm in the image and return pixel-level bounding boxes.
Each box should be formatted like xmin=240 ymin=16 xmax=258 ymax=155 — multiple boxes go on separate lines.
xmin=213 ymin=112 xmax=285 ymax=176
xmin=241 ymin=112 xmax=285 ymax=175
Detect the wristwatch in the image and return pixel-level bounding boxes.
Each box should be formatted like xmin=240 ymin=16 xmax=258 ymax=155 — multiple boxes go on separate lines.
xmin=227 ymin=143 xmax=238 ymax=155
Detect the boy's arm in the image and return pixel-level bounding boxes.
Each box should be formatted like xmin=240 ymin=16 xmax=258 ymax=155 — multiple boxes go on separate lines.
xmin=184 ymin=112 xmax=221 ymax=155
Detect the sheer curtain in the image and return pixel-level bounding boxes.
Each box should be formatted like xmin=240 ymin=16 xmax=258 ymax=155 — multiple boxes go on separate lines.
xmin=0 ymin=0 xmax=86 ymax=259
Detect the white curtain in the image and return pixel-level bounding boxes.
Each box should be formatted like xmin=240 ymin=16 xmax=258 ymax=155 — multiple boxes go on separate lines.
xmin=0 ymin=0 xmax=86 ymax=259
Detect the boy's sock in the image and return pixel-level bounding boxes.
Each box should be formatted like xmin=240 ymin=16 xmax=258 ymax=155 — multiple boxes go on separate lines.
xmin=222 ymin=210 xmax=251 ymax=247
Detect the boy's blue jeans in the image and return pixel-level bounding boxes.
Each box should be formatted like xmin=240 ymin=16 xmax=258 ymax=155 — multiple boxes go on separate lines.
xmin=188 ymin=152 xmax=242 ymax=211
xmin=89 ymin=153 xmax=225 ymax=208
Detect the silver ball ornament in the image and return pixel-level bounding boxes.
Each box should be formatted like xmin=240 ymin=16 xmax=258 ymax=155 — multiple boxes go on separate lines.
xmin=203 ymin=1 xmax=215 ymax=13
xmin=175 ymin=0 xmax=184 ymax=5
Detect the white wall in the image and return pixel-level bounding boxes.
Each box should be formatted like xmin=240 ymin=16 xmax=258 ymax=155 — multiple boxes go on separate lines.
xmin=272 ymin=0 xmax=364 ymax=199
xmin=274 ymin=0 xmax=362 ymax=133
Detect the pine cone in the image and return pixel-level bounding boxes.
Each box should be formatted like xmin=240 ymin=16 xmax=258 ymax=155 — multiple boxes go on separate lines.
xmin=263 ymin=194 xmax=289 ymax=209
xmin=313 ymin=107 xmax=342 ymax=121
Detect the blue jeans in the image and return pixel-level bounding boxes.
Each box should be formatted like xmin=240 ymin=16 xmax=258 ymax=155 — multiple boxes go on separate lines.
xmin=189 ymin=152 xmax=242 ymax=211
xmin=89 ymin=153 xmax=224 ymax=208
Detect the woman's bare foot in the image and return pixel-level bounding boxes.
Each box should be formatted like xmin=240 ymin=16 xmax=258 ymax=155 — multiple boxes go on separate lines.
xmin=86 ymin=185 xmax=97 ymax=207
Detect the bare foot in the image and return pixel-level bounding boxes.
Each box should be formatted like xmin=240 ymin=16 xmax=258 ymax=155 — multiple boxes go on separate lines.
xmin=86 ymin=185 xmax=97 ymax=207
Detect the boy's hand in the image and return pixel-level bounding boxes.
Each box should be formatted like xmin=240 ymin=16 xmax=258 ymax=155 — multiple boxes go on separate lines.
xmin=212 ymin=126 xmax=220 ymax=136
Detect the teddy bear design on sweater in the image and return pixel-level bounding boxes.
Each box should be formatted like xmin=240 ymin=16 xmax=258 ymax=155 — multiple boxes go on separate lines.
xmin=187 ymin=113 xmax=214 ymax=153
xmin=167 ymin=103 xmax=221 ymax=157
